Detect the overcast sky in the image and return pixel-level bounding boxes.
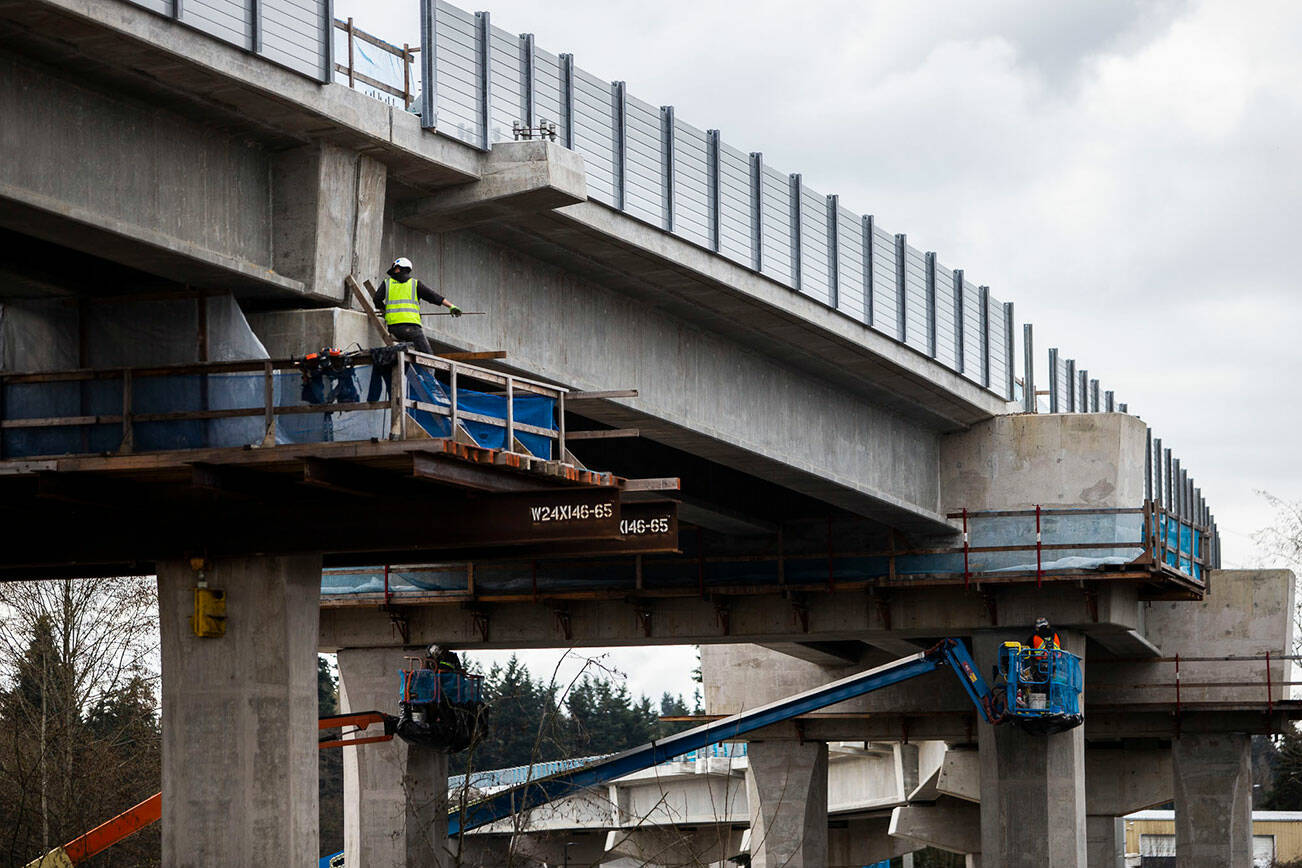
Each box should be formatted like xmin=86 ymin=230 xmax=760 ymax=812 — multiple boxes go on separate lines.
xmin=335 ymin=0 xmax=1302 ymax=701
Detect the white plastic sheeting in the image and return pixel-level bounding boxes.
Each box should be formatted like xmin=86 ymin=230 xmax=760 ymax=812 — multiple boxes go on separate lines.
xmin=0 ymin=294 xmax=267 ymax=372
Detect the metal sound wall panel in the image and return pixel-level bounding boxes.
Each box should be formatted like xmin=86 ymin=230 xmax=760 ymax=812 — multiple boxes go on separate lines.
xmin=903 ymin=244 xmax=929 ymax=354
xmin=871 ymin=225 xmax=900 ymax=341
xmin=717 ymin=142 xmax=753 ymax=267
xmin=182 ymin=0 xmax=251 ymax=50
xmin=759 ymin=164 xmax=793 ymax=286
xmin=532 ymin=47 xmax=563 ymax=130
xmin=433 ymin=2 xmax=482 ymax=146
xmin=487 ymin=24 xmax=522 ymax=145
xmin=263 ymin=0 xmax=329 ymax=79
xmin=1055 ymin=356 xmax=1071 ymax=413
xmin=836 ymin=206 xmax=866 ymax=322
xmin=962 ymin=277 xmax=983 ymax=383
xmin=934 ymin=262 xmax=958 ymax=369
xmin=798 ymin=184 xmax=831 ymax=304
xmin=571 ymin=67 xmax=616 ymax=205
xmin=987 ymin=293 xmax=1010 ymax=399
xmin=623 ymin=94 xmax=664 ymax=227
xmin=672 ymin=121 xmax=711 ymax=249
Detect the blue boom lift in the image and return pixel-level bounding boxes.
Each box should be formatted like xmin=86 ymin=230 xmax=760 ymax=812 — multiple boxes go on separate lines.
xmin=446 ymin=637 xmax=1083 ymax=836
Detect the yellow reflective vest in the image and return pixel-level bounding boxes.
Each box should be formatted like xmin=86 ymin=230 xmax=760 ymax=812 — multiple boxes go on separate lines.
xmin=384 ymin=279 xmax=423 ymax=326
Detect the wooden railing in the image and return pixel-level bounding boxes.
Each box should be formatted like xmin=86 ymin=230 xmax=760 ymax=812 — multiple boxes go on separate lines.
xmin=333 ymin=18 xmax=417 ymax=109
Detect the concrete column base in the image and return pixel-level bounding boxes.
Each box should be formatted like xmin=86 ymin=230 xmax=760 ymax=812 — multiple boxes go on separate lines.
xmin=158 ymin=554 xmax=321 ymax=865
xmin=1086 ymin=816 xmax=1124 ymax=868
xmin=339 ymin=647 xmax=451 ymax=868
xmin=976 ymin=628 xmax=1087 ymax=868
xmin=1173 ymin=732 xmax=1252 ymax=867
xmin=745 ymin=740 xmax=828 ymax=868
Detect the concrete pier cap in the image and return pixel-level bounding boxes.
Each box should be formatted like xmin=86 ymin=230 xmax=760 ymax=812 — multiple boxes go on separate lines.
xmin=940 ymin=411 xmax=1148 ymax=513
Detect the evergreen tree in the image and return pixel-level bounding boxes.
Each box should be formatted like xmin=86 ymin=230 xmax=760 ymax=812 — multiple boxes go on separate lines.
xmin=318 ymin=656 xmax=344 ymax=858
xmin=657 ymin=692 xmax=694 ymax=738
xmin=0 ymin=577 xmax=160 ymax=866
xmin=1264 ymin=726 xmax=1302 ymax=809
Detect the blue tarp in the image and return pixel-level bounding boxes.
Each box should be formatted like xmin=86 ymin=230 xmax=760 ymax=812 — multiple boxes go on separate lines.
xmin=405 ymin=365 xmax=555 ymax=458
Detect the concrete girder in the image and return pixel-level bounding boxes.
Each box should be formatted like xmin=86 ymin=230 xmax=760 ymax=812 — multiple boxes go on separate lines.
xmin=322 ymin=583 xmax=1143 ymax=653
xmin=392 ymin=226 xmax=956 ymax=533
xmin=889 ymin=798 xmax=982 ymax=856
xmin=604 ymin=827 xmax=746 ymax=866
xmin=1085 ymin=747 xmax=1172 ymax=817
xmin=0 ymin=0 xmax=480 ymax=189
xmin=452 ymin=832 xmax=609 ymax=868
xmin=829 ymin=817 xmax=919 ymax=866
xmin=925 ymin=746 xmax=981 ymax=802
xmin=473 ymin=202 xmax=1008 ymax=432
xmin=759 ymin=641 xmax=873 ymax=666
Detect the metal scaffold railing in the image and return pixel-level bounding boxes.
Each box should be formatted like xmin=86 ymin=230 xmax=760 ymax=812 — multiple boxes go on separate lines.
xmin=321 ymin=503 xmax=1208 ymax=602
xmin=0 ymin=348 xmax=573 ymax=463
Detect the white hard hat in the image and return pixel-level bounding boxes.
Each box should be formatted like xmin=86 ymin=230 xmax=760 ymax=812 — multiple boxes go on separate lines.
xmin=391 ymin=257 xmax=413 ymax=270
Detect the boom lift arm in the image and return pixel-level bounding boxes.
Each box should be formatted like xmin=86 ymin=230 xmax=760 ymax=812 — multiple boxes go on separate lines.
xmin=450 ymin=638 xmax=1029 ymax=835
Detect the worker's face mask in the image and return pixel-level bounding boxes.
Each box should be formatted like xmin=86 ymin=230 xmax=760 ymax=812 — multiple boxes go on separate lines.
xmin=393 ymin=268 xmax=412 ymax=280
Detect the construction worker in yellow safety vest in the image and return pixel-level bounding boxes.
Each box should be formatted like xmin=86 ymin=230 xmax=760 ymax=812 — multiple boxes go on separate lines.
xmin=372 ymin=256 xmax=462 ymax=354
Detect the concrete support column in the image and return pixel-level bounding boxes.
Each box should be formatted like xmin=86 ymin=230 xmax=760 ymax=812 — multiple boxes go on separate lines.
xmin=272 ymin=142 xmax=387 ymax=303
xmin=745 ymin=740 xmax=828 ymax=868
xmin=338 ymin=647 xmax=450 ymax=868
xmin=1086 ymin=816 xmax=1124 ymax=868
xmin=1172 ymin=732 xmax=1252 ymax=867
xmin=158 ymin=554 xmax=321 ymax=866
xmin=975 ymin=628 xmax=1087 ymax=868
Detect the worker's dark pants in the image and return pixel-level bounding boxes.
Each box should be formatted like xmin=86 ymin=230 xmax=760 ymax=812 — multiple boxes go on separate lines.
xmin=388 ymin=323 xmax=432 ymax=354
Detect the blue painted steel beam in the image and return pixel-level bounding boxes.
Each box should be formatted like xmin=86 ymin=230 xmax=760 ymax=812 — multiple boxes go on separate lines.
xmin=449 ymin=641 xmax=992 ymax=836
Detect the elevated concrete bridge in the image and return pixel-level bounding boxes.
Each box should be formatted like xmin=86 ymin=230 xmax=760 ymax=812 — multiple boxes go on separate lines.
xmin=0 ymin=2 xmax=1284 ymax=867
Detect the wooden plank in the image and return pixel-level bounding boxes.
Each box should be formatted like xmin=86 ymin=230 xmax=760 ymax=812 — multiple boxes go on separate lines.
xmin=333 ymin=18 xmax=411 ymax=57
xmin=564 ymin=428 xmax=639 ymax=441
xmin=438 ymin=351 xmax=507 ymax=361
xmin=623 ymin=477 xmax=681 ymax=492
xmin=1 ymin=414 xmax=123 ymax=429
xmin=566 ymin=389 xmax=638 ymax=401
xmin=0 ymin=438 xmax=621 ymax=489
xmin=347 ymin=275 xmax=394 ymax=346
xmin=333 ymin=64 xmax=408 ymax=100
xmin=410 ymin=451 xmax=554 ymax=492
xmin=277 ymin=401 xmax=391 ymax=416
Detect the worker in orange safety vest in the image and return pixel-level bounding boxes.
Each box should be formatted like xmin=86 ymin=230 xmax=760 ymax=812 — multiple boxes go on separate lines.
xmin=1028 ymin=616 xmax=1061 ymax=650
